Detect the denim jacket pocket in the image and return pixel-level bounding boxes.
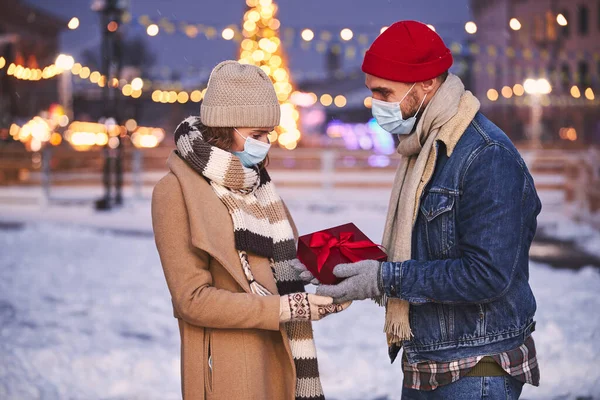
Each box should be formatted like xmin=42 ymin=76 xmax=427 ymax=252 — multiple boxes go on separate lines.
xmin=419 ymin=190 xmax=457 ymax=259
xmin=409 ymin=303 xmax=455 ymax=344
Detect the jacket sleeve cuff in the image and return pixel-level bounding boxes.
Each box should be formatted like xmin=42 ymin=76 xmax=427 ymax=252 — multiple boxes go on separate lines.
xmin=279 ymin=295 xmax=291 ymax=323
xmin=261 ymin=295 xmax=285 ymax=331
xmin=381 ymin=261 xmax=403 ymax=298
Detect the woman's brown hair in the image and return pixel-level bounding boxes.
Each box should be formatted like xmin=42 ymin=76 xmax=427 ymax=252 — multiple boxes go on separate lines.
xmin=197 ymin=120 xmax=235 ymax=150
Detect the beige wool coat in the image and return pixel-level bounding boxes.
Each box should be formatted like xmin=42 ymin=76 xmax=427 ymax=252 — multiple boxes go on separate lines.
xmin=152 ymin=151 xmax=299 ymax=400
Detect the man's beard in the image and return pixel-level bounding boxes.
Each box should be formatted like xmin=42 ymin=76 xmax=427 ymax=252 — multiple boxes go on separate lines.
xmin=407 ymin=91 xmax=424 ymax=119
xmin=403 ymin=91 xmax=425 ymax=134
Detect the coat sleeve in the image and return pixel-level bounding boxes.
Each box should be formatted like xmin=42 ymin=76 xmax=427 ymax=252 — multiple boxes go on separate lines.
xmin=152 ymin=174 xmax=281 ymax=331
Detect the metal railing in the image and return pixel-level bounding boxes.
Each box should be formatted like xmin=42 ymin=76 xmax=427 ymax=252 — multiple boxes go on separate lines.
xmin=1 ymin=145 xmax=599 ymax=220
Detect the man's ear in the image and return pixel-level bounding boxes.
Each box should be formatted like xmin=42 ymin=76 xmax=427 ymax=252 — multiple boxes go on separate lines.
xmin=420 ymin=78 xmax=437 ymax=94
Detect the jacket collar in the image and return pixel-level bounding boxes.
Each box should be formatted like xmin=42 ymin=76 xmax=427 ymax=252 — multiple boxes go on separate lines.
xmin=167 ymin=150 xmax=253 ymax=293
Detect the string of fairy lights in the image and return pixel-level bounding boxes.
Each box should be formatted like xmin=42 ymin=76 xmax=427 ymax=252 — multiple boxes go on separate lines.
xmin=2 ymin=50 xmax=597 ymax=104
xmin=68 ymin=8 xmax=597 ymax=63
xmin=4 ymin=2 xmax=598 ymax=87
xmin=2 ymin=1 xmax=598 ymax=151
xmin=0 ymin=54 xmax=202 ymax=102
xmin=0 ymin=50 xmax=600 ymax=126
xmin=0 ymin=56 xmax=66 ymax=81
xmin=2 ymin=51 xmax=595 ymax=106
xmin=60 ymin=6 xmax=600 ymax=69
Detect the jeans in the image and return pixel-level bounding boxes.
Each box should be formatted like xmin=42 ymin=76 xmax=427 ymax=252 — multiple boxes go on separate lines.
xmin=401 ymin=376 xmax=524 ymax=400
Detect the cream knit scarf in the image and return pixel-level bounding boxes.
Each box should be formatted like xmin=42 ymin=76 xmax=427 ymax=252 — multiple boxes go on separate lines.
xmin=175 ymin=116 xmax=325 ymax=400
xmin=381 ymin=75 xmax=480 ymax=348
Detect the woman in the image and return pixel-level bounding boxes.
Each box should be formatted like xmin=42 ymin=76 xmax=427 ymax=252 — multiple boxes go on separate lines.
xmin=152 ymin=60 xmax=350 ymax=400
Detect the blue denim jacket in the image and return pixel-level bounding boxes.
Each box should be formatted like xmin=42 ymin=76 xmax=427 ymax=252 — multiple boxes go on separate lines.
xmin=381 ymin=112 xmax=542 ymax=365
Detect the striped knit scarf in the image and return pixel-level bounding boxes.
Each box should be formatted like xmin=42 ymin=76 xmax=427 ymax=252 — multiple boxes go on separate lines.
xmin=174 ymin=116 xmax=325 ymax=400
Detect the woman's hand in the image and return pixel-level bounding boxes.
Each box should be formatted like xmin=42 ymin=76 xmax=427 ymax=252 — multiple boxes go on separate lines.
xmin=279 ymin=293 xmax=351 ymax=322
xmin=289 ymin=259 xmax=320 ymax=285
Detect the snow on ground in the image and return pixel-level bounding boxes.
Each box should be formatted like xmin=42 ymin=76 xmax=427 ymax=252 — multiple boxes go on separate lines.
xmin=0 ymin=186 xmax=599 ymax=399
xmin=536 ymin=189 xmax=600 ymax=260
xmin=0 ymin=224 xmax=180 ymax=400
xmin=539 ymin=210 xmax=600 ymax=260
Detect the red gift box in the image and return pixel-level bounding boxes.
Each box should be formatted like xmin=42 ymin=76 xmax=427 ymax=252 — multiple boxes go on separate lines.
xmin=297 ymin=223 xmax=388 ymax=285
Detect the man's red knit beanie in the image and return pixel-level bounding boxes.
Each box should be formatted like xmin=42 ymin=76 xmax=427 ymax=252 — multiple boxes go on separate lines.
xmin=362 ymin=20 xmax=453 ymax=83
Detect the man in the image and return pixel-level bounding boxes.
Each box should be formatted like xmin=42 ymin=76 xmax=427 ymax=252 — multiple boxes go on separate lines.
xmin=314 ymin=20 xmax=541 ymax=398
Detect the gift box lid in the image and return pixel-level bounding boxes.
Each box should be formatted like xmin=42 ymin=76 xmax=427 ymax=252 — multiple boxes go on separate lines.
xmin=299 ymin=223 xmax=377 ymax=245
xmin=297 ymin=223 xmax=387 ymax=285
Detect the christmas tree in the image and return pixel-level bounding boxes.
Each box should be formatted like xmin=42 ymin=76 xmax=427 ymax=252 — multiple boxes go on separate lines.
xmin=238 ymin=0 xmax=300 ymax=150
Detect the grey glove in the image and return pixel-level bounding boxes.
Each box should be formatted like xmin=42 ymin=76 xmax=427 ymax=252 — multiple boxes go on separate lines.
xmin=316 ymin=260 xmax=382 ymax=303
xmin=289 ymin=258 xmax=320 ymax=285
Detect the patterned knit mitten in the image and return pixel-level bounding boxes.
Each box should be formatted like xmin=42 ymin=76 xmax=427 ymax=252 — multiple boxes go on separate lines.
xmin=279 ymin=293 xmax=351 ymax=322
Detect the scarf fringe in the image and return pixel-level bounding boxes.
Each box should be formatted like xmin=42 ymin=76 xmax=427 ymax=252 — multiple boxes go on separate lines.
xmin=250 ymin=280 xmax=272 ymax=296
xmin=374 ymin=295 xmax=412 ymax=343
xmin=384 ymin=318 xmax=413 ymax=343
xmin=385 ymin=298 xmax=413 ymax=345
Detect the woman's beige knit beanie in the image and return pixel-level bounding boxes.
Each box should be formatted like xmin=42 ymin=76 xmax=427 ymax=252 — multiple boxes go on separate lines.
xmin=200 ymin=60 xmax=281 ymax=128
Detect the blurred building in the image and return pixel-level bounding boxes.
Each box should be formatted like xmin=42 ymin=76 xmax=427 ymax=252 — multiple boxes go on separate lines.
xmin=0 ymin=0 xmax=65 ymax=127
xmin=470 ymin=0 xmax=600 ymax=145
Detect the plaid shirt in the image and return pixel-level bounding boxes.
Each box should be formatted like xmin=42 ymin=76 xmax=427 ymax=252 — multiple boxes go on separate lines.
xmin=403 ymin=336 xmax=540 ymax=391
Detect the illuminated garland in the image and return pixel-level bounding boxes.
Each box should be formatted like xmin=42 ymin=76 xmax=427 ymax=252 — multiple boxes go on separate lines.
xmin=482 ymin=94 xmax=599 ymax=107
xmin=0 ymin=57 xmax=211 ymax=105
xmin=0 ymin=56 xmax=63 ymax=81
xmin=120 ymin=14 xmax=600 ymax=63
xmin=60 ymin=10 xmax=600 ymax=64
xmin=2 ymin=55 xmax=595 ymax=111
xmin=0 ymin=55 xmax=209 ymax=103
xmin=4 ymin=56 xmax=594 ymax=111
xmin=484 ymin=81 xmax=596 ymax=104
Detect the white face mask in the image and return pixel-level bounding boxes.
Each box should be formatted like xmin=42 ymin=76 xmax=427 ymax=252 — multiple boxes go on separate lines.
xmin=371 ymin=83 xmax=427 ymax=135
xmin=232 ymin=128 xmax=271 ymax=168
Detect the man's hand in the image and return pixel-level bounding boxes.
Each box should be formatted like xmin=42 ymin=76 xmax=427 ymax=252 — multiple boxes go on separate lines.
xmin=316 ymin=260 xmax=382 ymax=303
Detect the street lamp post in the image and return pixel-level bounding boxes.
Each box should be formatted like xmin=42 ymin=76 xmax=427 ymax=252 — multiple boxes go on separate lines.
xmin=529 ymin=94 xmax=543 ymax=149
xmin=55 ymin=54 xmax=75 ymax=121
xmin=92 ymin=0 xmax=128 ymax=210
xmin=524 ymin=78 xmax=552 ymax=149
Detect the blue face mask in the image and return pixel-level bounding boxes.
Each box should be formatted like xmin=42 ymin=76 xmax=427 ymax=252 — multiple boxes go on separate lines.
xmin=371 ymin=83 xmax=427 ymax=135
xmin=233 ymin=128 xmax=271 ymax=168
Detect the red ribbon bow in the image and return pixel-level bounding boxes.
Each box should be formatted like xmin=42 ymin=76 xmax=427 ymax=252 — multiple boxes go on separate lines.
xmin=309 ymin=231 xmax=380 ymax=272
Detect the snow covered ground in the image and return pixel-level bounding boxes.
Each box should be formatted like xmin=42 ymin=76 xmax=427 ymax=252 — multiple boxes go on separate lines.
xmin=0 ymin=186 xmax=599 ymax=399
